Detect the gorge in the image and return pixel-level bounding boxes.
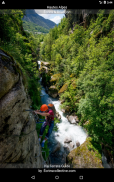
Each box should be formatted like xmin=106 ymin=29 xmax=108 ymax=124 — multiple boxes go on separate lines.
xmin=38 ymin=60 xmax=110 ymax=168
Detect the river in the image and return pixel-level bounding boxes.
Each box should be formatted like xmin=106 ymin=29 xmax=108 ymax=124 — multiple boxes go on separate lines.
xmin=38 ymin=60 xmax=111 ymax=168
xmin=38 ymin=61 xmax=88 ymax=166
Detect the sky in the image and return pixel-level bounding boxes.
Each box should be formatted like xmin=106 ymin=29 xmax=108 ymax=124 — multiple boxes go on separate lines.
xmin=35 ymin=9 xmax=65 ymax=24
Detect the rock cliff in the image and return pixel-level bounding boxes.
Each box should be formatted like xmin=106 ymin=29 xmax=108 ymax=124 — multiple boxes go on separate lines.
xmin=0 ymin=48 xmax=44 ymax=168
xmin=66 ymin=137 xmax=103 ymax=168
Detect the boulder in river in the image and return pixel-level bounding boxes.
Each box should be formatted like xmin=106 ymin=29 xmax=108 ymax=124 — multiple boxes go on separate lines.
xmin=39 ymin=66 xmax=49 ymax=74
xmin=50 ymin=73 xmax=62 ymax=85
xmin=41 ymin=61 xmax=51 ymax=68
xmin=51 ymin=142 xmax=61 ymax=154
xmin=76 ymin=141 xmax=80 ymax=147
xmin=55 ymin=112 xmax=61 ymax=120
xmin=69 ymin=142 xmax=75 ymax=149
xmin=64 ymin=137 xmax=72 ymax=143
xmin=67 ymin=115 xmax=79 ymax=124
xmin=48 ymin=85 xmax=58 ymax=98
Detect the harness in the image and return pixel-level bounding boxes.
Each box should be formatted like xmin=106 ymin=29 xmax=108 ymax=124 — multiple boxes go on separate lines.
xmin=44 ymin=109 xmax=54 ymax=126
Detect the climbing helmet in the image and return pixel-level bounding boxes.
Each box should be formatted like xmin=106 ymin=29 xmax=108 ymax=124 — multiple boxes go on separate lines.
xmin=40 ymin=104 xmax=48 ymax=112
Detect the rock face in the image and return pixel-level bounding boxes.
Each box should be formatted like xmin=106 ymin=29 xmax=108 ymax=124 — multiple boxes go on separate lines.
xmin=0 ymin=48 xmax=44 ymax=168
xmin=64 ymin=137 xmax=72 ymax=143
xmin=101 ymin=144 xmax=114 ymax=168
xmin=76 ymin=141 xmax=80 ymax=147
xmin=55 ymin=112 xmax=61 ymax=120
xmin=58 ymin=83 xmax=68 ymax=95
xmin=65 ymin=9 xmax=98 ymax=29
xmin=66 ymin=115 xmax=79 ymax=124
xmin=66 ymin=137 xmax=103 ymax=168
xmin=48 ymin=85 xmax=58 ymax=98
xmin=51 ymin=142 xmax=61 ymax=154
xmin=41 ymin=61 xmax=51 ymax=68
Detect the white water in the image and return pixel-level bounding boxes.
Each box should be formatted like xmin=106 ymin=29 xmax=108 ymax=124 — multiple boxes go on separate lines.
xmin=38 ymin=61 xmax=111 ymax=167
xmin=38 ymin=61 xmax=87 ymax=152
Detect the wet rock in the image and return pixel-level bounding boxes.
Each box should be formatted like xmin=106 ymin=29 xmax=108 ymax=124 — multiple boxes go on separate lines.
xmin=76 ymin=141 xmax=80 ymax=147
xmin=102 ymin=144 xmax=114 ymax=168
xmin=58 ymin=151 xmax=64 ymax=156
xmin=39 ymin=66 xmax=49 ymax=74
xmin=61 ymin=109 xmax=65 ymax=113
xmin=64 ymin=137 xmax=72 ymax=143
xmin=64 ymin=144 xmax=70 ymax=155
xmin=55 ymin=112 xmax=61 ymax=120
xmin=0 ymin=49 xmax=20 ymax=100
xmin=66 ymin=137 xmax=103 ymax=168
xmin=68 ymin=116 xmax=77 ymax=124
xmin=48 ymin=85 xmax=58 ymax=98
xmin=58 ymin=115 xmax=61 ymax=120
xmin=69 ymin=142 xmax=75 ymax=149
xmin=0 ymin=48 xmax=44 ymax=168
xmin=41 ymin=61 xmax=51 ymax=68
xmin=51 ymin=142 xmax=61 ymax=154
xmin=67 ymin=115 xmax=79 ymax=124
xmin=50 ymin=73 xmax=62 ymax=85
xmin=102 ymin=152 xmax=111 ymax=168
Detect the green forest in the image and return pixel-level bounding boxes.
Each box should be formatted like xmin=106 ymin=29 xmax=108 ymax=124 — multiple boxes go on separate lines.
xmin=22 ymin=20 xmax=49 ymax=33
xmin=0 ymin=9 xmax=114 ymax=161
xmin=39 ymin=9 xmax=114 ymax=156
xmin=0 ymin=9 xmax=46 ymax=110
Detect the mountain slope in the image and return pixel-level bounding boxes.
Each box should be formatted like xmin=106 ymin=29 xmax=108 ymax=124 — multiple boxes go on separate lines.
xmin=22 ymin=20 xmax=49 ymax=33
xmin=22 ymin=9 xmax=56 ymax=30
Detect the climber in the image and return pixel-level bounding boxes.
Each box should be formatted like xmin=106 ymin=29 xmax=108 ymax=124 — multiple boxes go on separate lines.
xmin=33 ymin=104 xmax=54 ymax=148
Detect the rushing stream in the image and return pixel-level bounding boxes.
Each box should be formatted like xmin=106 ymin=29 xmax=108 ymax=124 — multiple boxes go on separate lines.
xmin=38 ymin=60 xmax=111 ymax=168
xmin=38 ymin=61 xmax=87 ymax=166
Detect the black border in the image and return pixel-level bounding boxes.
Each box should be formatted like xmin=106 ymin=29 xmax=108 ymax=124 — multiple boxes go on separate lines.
xmin=0 ymin=168 xmax=114 ymax=181
xmin=0 ymin=0 xmax=114 ymax=9
xmin=0 ymin=1 xmax=114 ymax=181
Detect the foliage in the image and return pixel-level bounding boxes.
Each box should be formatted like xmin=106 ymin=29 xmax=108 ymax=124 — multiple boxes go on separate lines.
xmin=0 ymin=9 xmax=45 ymax=110
xmin=1 ymin=8 xmax=114 ymax=159
xmin=39 ymin=9 xmax=114 ymax=154
xmin=22 ymin=20 xmax=49 ymax=33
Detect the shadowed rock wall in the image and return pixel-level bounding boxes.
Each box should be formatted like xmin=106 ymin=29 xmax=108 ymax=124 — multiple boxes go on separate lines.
xmin=0 ymin=48 xmax=44 ymax=168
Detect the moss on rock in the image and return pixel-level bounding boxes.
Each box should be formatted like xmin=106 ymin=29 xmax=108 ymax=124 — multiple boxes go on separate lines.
xmin=41 ymin=61 xmax=51 ymax=68
xmin=0 ymin=48 xmax=23 ymax=99
xmin=49 ymin=73 xmax=62 ymax=86
xmin=49 ymin=85 xmax=58 ymax=92
xmin=71 ymin=78 xmax=77 ymax=89
xmin=0 ymin=48 xmax=22 ymax=76
xmin=66 ymin=137 xmax=103 ymax=168
xmin=48 ymin=85 xmax=58 ymax=98
xmin=39 ymin=66 xmax=47 ymax=73
xmin=58 ymin=83 xmax=68 ymax=94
